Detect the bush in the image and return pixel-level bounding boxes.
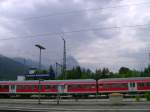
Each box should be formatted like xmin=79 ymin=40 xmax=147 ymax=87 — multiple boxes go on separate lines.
xmin=145 ymin=92 xmax=150 ymax=101
xmin=135 ymin=95 xmax=140 ymax=102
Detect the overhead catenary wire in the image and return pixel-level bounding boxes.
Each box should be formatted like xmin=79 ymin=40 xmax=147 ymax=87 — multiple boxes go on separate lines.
xmin=22 ymin=1 xmax=150 ymax=21
xmin=1 ymin=1 xmax=150 ymax=35
xmin=0 ymin=23 xmax=150 ymax=41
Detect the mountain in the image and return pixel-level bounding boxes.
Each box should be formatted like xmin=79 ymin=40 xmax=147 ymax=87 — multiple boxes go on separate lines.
xmin=12 ymin=56 xmax=79 ymax=77
xmin=14 ymin=56 xmax=79 ymax=70
xmin=66 ymin=56 xmax=79 ymax=70
xmin=0 ymin=55 xmax=28 ymax=80
xmin=13 ymin=57 xmax=47 ymax=69
xmin=13 ymin=57 xmax=38 ymax=68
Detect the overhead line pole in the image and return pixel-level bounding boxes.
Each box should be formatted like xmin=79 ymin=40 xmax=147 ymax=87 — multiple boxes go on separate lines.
xmin=148 ymin=52 xmax=150 ymax=66
xmin=60 ymin=34 xmax=67 ymax=80
xmin=56 ymin=62 xmax=63 ymax=78
xmin=63 ymin=38 xmax=66 ymax=80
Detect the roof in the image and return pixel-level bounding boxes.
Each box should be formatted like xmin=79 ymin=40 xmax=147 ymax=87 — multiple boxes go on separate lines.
xmin=99 ymin=77 xmax=150 ymax=83
xmin=0 ymin=77 xmax=150 ymax=85
xmin=0 ymin=79 xmax=95 ymax=85
xmin=25 ymin=74 xmax=50 ymax=77
xmin=100 ymin=77 xmax=150 ymax=81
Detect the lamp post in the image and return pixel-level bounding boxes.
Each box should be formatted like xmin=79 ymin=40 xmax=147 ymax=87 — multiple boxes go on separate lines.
xmin=35 ymin=44 xmax=46 ymax=70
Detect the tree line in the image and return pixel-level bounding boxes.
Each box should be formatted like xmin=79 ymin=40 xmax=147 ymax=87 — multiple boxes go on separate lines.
xmin=34 ymin=65 xmax=150 ymax=80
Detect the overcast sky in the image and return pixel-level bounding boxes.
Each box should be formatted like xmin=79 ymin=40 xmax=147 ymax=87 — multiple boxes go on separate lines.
xmin=0 ymin=0 xmax=150 ymax=71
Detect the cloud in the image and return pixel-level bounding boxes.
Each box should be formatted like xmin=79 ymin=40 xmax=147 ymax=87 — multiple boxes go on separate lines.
xmin=0 ymin=0 xmax=149 ymax=71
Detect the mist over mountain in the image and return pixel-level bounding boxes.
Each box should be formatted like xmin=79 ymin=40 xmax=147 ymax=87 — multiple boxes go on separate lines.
xmin=13 ymin=56 xmax=79 ymax=70
xmin=0 ymin=54 xmax=79 ymax=80
xmin=66 ymin=56 xmax=79 ymax=70
xmin=13 ymin=57 xmax=40 ymax=69
xmin=0 ymin=55 xmax=28 ymax=80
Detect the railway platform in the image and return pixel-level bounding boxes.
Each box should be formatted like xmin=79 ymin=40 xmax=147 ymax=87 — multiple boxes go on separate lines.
xmin=0 ymin=99 xmax=150 ymax=112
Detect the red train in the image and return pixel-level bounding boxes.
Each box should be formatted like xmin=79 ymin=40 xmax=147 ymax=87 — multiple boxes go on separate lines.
xmin=0 ymin=77 xmax=150 ymax=97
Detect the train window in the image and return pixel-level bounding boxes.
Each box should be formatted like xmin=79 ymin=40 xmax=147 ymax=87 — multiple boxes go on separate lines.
xmin=68 ymin=85 xmax=72 ymax=89
xmin=138 ymin=83 xmax=144 ymax=87
xmin=3 ymin=85 xmax=8 ymax=89
xmin=81 ymin=85 xmax=86 ymax=89
xmin=99 ymin=84 xmax=103 ymax=88
xmin=27 ymin=85 xmax=32 ymax=90
xmin=73 ymin=85 xmax=80 ymax=88
xmin=147 ymin=82 xmax=150 ymax=86
xmin=51 ymin=85 xmax=56 ymax=89
xmin=130 ymin=83 xmax=132 ymax=87
xmin=32 ymin=85 xmax=35 ymax=90
xmin=68 ymin=85 xmax=80 ymax=89
xmin=79 ymin=85 xmax=81 ymax=88
xmin=103 ymin=84 xmax=111 ymax=88
xmin=46 ymin=85 xmax=51 ymax=89
xmin=11 ymin=85 xmax=15 ymax=90
xmin=83 ymin=85 xmax=91 ymax=89
xmin=17 ymin=85 xmax=21 ymax=89
xmin=132 ymin=83 xmax=135 ymax=87
xmin=25 ymin=85 xmax=29 ymax=89
xmin=130 ymin=83 xmax=135 ymax=87
xmin=0 ymin=85 xmax=8 ymax=89
xmin=38 ymin=85 xmax=42 ymax=90
xmin=101 ymin=83 xmax=128 ymax=89
xmin=112 ymin=83 xmax=128 ymax=88
xmin=91 ymin=85 xmax=96 ymax=89
xmin=23 ymin=85 xmax=27 ymax=90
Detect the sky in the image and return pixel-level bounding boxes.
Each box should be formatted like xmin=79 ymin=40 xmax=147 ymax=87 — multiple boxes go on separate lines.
xmin=0 ymin=0 xmax=150 ymax=71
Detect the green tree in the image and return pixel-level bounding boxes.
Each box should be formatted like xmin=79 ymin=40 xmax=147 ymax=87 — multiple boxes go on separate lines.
xmin=102 ymin=68 xmax=110 ymax=78
xmin=118 ymin=67 xmax=141 ymax=78
xmin=65 ymin=66 xmax=93 ymax=79
xmin=119 ymin=67 xmax=131 ymax=74
xmin=81 ymin=68 xmax=93 ymax=79
xmin=49 ymin=65 xmax=55 ymax=80
xmin=94 ymin=69 xmax=102 ymax=79
xmin=140 ymin=65 xmax=150 ymax=77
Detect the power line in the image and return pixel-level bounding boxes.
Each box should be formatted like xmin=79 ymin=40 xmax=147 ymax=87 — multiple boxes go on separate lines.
xmin=2 ymin=2 xmax=149 ymax=35
xmin=0 ymin=23 xmax=150 ymax=41
xmin=23 ymin=2 xmax=150 ymax=21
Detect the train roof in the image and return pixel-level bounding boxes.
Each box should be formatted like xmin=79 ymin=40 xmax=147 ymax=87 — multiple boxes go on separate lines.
xmin=99 ymin=77 xmax=150 ymax=83
xmin=100 ymin=77 xmax=150 ymax=81
xmin=0 ymin=79 xmax=95 ymax=85
xmin=0 ymin=79 xmax=95 ymax=82
xmin=0 ymin=77 xmax=150 ymax=85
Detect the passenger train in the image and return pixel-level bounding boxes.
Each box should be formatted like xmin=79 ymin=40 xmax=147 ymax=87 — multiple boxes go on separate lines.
xmin=0 ymin=77 xmax=150 ymax=97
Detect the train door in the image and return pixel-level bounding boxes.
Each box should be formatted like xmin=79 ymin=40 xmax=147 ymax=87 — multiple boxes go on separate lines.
xmin=128 ymin=82 xmax=137 ymax=91
xmin=64 ymin=85 xmax=68 ymax=93
xmin=57 ymin=85 xmax=64 ymax=93
xmin=9 ymin=85 xmax=16 ymax=93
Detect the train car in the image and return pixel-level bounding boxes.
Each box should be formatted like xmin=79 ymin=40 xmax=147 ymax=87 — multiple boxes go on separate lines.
xmin=0 ymin=79 xmax=96 ymax=96
xmin=0 ymin=77 xmax=150 ymax=97
xmin=0 ymin=80 xmax=60 ymax=95
xmin=99 ymin=77 xmax=150 ymax=94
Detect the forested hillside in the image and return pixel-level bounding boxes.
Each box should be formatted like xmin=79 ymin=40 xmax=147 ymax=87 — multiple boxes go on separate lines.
xmin=0 ymin=55 xmax=28 ymax=80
